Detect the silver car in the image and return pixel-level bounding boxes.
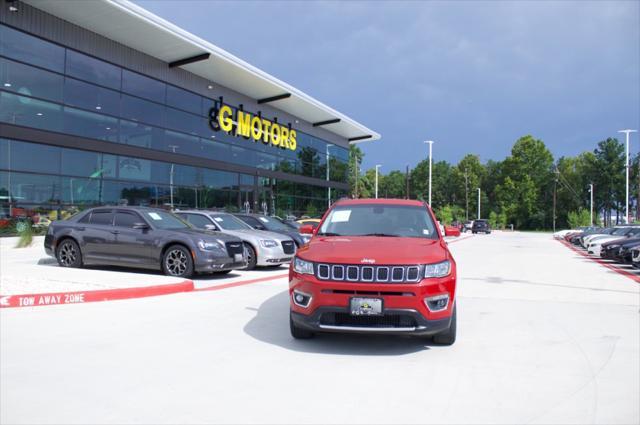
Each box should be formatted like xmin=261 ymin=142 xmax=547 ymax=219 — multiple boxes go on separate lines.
xmin=176 ymin=211 xmax=296 ymax=270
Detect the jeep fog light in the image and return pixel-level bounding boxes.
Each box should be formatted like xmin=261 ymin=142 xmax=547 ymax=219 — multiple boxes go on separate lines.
xmin=292 ymin=290 xmax=312 ymax=308
xmin=424 ymin=294 xmax=449 ymax=312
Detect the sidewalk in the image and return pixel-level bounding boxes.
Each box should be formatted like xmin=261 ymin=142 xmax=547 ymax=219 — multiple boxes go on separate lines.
xmin=0 ymin=236 xmax=193 ymax=307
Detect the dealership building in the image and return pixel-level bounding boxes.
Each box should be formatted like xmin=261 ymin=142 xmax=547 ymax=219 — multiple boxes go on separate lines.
xmin=0 ymin=0 xmax=379 ymax=220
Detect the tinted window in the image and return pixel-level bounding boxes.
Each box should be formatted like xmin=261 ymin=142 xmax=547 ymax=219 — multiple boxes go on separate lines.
xmin=121 ymin=94 xmax=164 ymax=127
xmin=7 ymin=139 xmax=60 ymax=174
xmin=186 ymin=214 xmax=213 ymax=229
xmin=0 ymin=25 xmax=64 ymax=72
xmin=90 ymin=211 xmax=114 ymax=225
xmin=65 ymin=50 xmax=121 ymax=90
xmin=237 ymin=215 xmax=263 ymax=229
xmin=122 ymin=70 xmax=165 ymax=103
xmin=0 ymin=57 xmax=64 ymax=102
xmin=213 ymin=214 xmax=252 ymax=231
xmin=114 ymin=212 xmax=140 ymax=228
xmin=0 ymin=92 xmax=64 ymax=132
xmin=61 ymin=149 xmax=103 ymax=178
xmin=63 ymin=107 xmax=119 ymax=142
xmin=142 ymin=210 xmax=188 ymax=230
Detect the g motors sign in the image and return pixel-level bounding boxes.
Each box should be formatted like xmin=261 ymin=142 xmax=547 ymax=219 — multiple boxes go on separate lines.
xmin=209 ymin=105 xmax=297 ymax=151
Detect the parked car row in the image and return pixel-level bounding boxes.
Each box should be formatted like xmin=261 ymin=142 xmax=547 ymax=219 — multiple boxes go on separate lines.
xmin=554 ymin=225 xmax=640 ymax=269
xmin=45 ymin=207 xmax=310 ymax=278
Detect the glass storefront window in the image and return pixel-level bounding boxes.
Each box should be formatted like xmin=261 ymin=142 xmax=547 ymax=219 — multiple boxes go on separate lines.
xmin=0 ymin=92 xmax=63 ymax=132
xmin=122 ymin=69 xmax=165 ymax=103
xmin=121 ymin=94 xmax=165 ymax=127
xmin=119 ymin=120 xmax=164 ymax=150
xmin=166 ymin=85 xmax=201 ymax=115
xmin=61 ymin=148 xmax=104 ymax=178
xmin=0 ymin=57 xmax=64 ymax=102
xmin=5 ymin=140 xmax=60 ymax=174
xmin=63 ymin=107 xmax=119 ymax=142
xmin=65 ymin=49 xmax=121 ymax=90
xmin=0 ymin=24 xmax=64 ymax=73
xmin=64 ymin=77 xmax=120 ymax=116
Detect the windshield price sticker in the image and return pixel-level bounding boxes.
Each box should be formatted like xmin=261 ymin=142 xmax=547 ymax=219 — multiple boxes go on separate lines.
xmin=148 ymin=212 xmax=162 ymax=221
xmin=213 ymin=217 xmax=223 ymax=222
xmin=332 ymin=210 xmax=351 ymax=223
xmin=258 ymin=217 xmax=269 ymax=223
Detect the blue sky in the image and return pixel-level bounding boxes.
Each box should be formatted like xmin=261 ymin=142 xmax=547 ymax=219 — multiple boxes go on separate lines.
xmin=137 ymin=0 xmax=639 ymax=171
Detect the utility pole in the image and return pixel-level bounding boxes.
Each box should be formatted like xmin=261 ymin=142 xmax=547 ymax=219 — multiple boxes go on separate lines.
xmin=326 ymin=144 xmax=332 ymax=208
xmin=589 ymin=183 xmax=594 ymax=226
xmin=477 ymin=188 xmax=481 ymax=219
xmin=464 ymin=168 xmax=469 ymax=221
xmin=618 ymin=129 xmax=637 ymax=224
xmin=375 ymin=164 xmax=381 ymax=199
xmin=354 ymin=156 xmax=359 ymax=198
xmin=405 ymin=165 xmax=410 ymax=199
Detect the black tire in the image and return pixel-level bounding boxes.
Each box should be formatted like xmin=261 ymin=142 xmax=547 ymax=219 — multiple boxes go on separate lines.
xmin=432 ymin=304 xmax=457 ymax=345
xmin=162 ymin=244 xmax=194 ymax=278
xmin=244 ymin=243 xmax=257 ymax=270
xmin=290 ymin=313 xmax=314 ymax=339
xmin=56 ymin=238 xmax=82 ymax=268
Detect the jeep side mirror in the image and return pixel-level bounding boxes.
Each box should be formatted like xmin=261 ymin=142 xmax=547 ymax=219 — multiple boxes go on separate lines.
xmin=299 ymin=224 xmax=314 ymax=235
xmin=204 ymin=224 xmax=218 ymax=231
xmin=132 ymin=222 xmax=150 ymax=230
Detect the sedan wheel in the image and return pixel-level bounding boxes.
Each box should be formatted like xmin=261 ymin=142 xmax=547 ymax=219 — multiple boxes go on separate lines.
xmin=163 ymin=245 xmax=194 ymax=278
xmin=56 ymin=239 xmax=82 ymax=268
xmin=243 ymin=243 xmax=257 ymax=270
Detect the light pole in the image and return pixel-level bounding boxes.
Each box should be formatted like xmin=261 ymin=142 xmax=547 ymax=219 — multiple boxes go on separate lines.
xmin=424 ymin=140 xmax=434 ymax=205
xmin=477 ymin=187 xmax=481 ymax=219
xmin=618 ymin=129 xmax=637 ymax=224
xmin=464 ymin=168 xmax=469 ymax=221
xmin=326 ymin=144 xmax=332 ymax=208
xmin=588 ymin=183 xmax=594 ymax=226
xmin=375 ymin=164 xmax=381 ymax=199
xmin=168 ymin=145 xmax=179 ymax=210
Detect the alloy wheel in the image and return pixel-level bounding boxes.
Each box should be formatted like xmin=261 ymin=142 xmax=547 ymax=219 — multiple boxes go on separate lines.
xmin=165 ymin=249 xmax=188 ymax=276
xmin=59 ymin=242 xmax=77 ymax=266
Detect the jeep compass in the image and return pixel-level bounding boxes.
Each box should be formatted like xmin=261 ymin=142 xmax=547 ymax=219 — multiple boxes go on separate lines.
xmin=289 ymin=199 xmax=457 ymax=345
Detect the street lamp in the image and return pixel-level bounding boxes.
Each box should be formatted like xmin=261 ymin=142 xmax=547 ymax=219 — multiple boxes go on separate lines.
xmin=477 ymin=187 xmax=481 ymax=219
xmin=619 ymin=129 xmax=637 ymax=224
xmin=588 ymin=183 xmax=594 ymax=226
xmin=375 ymin=164 xmax=382 ymax=199
xmin=424 ymin=140 xmax=434 ymax=205
xmin=326 ymin=144 xmax=333 ymax=208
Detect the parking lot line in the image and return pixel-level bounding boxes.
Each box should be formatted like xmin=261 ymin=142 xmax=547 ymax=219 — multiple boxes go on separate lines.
xmin=558 ymin=240 xmax=640 ymax=284
xmin=193 ymin=273 xmax=289 ymax=292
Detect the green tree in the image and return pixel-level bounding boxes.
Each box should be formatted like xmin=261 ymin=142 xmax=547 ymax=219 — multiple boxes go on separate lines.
xmin=567 ymin=208 xmax=592 ymax=228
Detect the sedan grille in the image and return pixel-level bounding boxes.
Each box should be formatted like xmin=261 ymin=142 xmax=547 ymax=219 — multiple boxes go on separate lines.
xmin=315 ymin=264 xmax=422 ymax=283
xmin=225 ymin=242 xmax=244 ymax=257
xmin=281 ymin=240 xmax=295 ymax=255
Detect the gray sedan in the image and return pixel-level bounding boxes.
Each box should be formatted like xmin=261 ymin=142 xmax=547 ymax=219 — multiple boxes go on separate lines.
xmin=44 ymin=207 xmax=247 ymax=278
xmin=176 ymin=211 xmax=296 ymax=270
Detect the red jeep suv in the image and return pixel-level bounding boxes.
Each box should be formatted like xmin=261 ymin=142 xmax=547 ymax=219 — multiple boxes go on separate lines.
xmin=289 ymin=199 xmax=457 ymax=345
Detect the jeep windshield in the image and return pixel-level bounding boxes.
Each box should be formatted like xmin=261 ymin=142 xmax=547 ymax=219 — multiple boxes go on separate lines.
xmin=318 ymin=204 xmax=438 ymax=239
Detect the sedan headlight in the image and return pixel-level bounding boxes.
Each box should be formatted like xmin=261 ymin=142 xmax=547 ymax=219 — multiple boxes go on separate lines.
xmin=197 ymin=240 xmax=224 ymax=251
xmin=424 ymin=260 xmax=451 ymax=278
xmin=293 ymin=257 xmax=314 ymax=275
xmin=260 ymin=239 xmax=278 ymax=248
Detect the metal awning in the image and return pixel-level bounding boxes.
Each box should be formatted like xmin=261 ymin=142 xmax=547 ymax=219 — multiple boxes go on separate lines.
xmin=22 ymin=0 xmax=380 ymax=144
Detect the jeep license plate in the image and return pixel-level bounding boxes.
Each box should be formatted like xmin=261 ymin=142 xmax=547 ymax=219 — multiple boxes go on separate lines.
xmin=350 ymin=298 xmax=383 ymax=316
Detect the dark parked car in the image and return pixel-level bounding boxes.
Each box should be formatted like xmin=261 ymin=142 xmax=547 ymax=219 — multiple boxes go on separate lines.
xmin=234 ymin=213 xmax=310 ymax=247
xmin=44 ymin=207 xmax=247 ymax=278
xmin=602 ymin=237 xmax=640 ymax=263
xmin=472 ymin=219 xmax=491 ymax=234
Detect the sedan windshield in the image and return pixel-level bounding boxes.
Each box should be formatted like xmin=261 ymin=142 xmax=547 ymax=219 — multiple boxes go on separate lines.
xmin=318 ymin=204 xmax=438 ymax=239
xmin=213 ymin=214 xmax=253 ymax=231
xmin=143 ymin=210 xmax=189 ymax=230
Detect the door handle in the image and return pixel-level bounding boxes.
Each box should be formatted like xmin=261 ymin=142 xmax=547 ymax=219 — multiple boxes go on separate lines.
xmin=77 ymin=227 xmax=85 ymax=231
xmin=111 ymin=230 xmax=120 ymax=235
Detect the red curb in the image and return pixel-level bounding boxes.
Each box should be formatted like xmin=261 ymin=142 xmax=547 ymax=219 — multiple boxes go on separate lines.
xmin=194 ymin=273 xmax=289 ymax=292
xmin=558 ymin=239 xmax=640 ymax=284
xmin=0 ymin=280 xmax=194 ymax=309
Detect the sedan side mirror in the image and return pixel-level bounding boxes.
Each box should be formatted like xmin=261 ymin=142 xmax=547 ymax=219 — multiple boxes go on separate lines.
xmin=132 ymin=222 xmax=150 ymax=230
xmin=299 ymin=224 xmax=314 ymax=235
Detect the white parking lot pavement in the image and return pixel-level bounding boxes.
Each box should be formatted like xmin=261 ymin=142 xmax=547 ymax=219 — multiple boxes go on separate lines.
xmin=1 ymin=231 xmax=638 ymax=424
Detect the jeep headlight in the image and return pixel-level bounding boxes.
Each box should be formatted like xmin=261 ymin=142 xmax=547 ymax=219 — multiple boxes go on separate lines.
xmin=424 ymin=260 xmax=451 ymax=278
xmin=197 ymin=240 xmax=224 ymax=251
xmin=293 ymin=257 xmax=314 ymax=275
xmin=260 ymin=239 xmax=278 ymax=248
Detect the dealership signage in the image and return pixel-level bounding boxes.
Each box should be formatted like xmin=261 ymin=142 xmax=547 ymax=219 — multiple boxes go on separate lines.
xmin=209 ymin=105 xmax=297 ymax=151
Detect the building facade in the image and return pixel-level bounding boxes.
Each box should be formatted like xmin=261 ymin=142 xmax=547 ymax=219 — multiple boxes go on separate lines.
xmin=0 ymin=0 xmax=378 ymax=222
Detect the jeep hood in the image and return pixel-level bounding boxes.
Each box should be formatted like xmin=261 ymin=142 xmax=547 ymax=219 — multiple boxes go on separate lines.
xmin=297 ymin=236 xmax=449 ymax=265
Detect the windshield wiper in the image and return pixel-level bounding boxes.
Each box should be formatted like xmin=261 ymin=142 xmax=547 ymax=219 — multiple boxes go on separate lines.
xmin=361 ymin=233 xmax=400 ymax=237
xmin=317 ymin=232 xmax=341 ymax=236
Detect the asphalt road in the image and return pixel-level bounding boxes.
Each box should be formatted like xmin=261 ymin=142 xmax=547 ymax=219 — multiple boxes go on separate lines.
xmin=1 ymin=232 xmax=638 ymax=424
